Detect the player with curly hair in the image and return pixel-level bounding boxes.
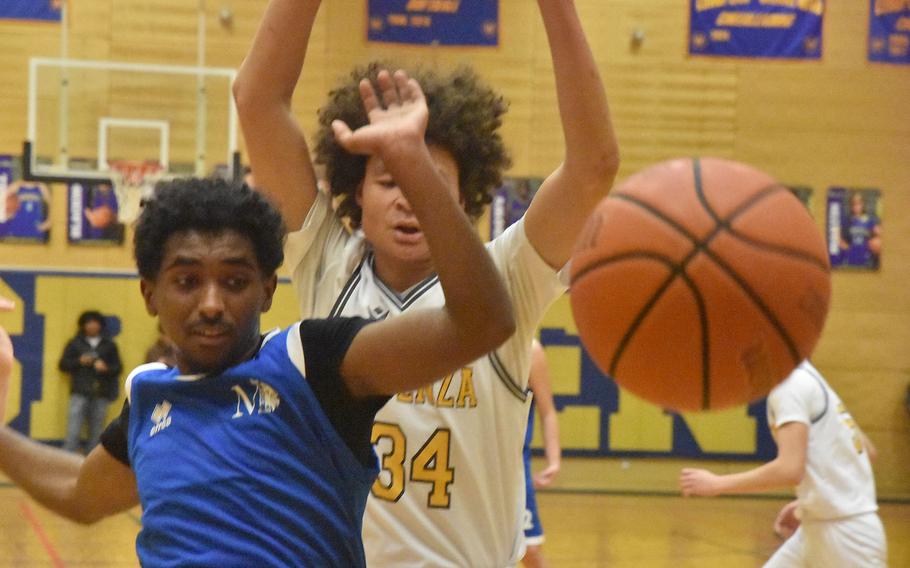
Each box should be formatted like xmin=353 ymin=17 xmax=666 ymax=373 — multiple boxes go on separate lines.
xmin=234 ymin=0 xmax=618 ymax=565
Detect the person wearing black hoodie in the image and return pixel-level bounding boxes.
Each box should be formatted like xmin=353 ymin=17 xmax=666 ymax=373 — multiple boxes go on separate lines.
xmin=58 ymin=310 xmax=122 ymax=453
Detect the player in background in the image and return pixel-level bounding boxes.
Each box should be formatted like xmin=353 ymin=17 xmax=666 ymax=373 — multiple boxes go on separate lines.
xmin=234 ymin=0 xmax=617 ymax=564
xmin=522 ymin=339 xmax=561 ymax=568
xmin=679 ymin=361 xmax=887 ymax=567
xmin=0 ymin=70 xmax=515 ymax=566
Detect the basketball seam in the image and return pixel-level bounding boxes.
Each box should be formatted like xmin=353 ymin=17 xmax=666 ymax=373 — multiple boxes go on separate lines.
xmin=691 ymin=159 xmax=802 ymax=366
xmin=588 ymin=185 xmax=802 ymax=367
xmin=571 ymin=163 xmax=813 ymax=404
xmin=575 ymin=252 xmax=712 ymax=410
xmin=691 ymin=160 xmax=829 ymax=271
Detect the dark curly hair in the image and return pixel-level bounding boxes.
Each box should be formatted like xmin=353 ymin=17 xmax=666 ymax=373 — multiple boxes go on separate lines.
xmin=134 ymin=178 xmax=285 ymax=280
xmin=315 ymin=62 xmax=511 ymax=228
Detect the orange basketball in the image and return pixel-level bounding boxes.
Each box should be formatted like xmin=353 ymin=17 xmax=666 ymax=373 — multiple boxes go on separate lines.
xmin=86 ymin=205 xmax=116 ymax=228
xmin=569 ymin=157 xmax=831 ymax=412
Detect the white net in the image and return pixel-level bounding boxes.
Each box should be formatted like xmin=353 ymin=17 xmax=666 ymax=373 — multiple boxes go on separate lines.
xmin=109 ymin=160 xmax=163 ymax=223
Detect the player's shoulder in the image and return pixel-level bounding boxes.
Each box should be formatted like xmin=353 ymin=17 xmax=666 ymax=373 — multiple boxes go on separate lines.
xmin=124 ymin=362 xmax=171 ymax=402
xmin=771 ymin=361 xmax=826 ymax=403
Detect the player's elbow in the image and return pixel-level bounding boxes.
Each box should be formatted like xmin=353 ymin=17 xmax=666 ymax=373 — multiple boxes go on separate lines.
xmin=232 ymin=76 xmax=283 ymax=115
xmin=777 ymin=461 xmax=805 ymax=486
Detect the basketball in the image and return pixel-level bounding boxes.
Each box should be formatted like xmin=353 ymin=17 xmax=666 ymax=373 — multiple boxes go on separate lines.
xmin=85 ymin=204 xmax=116 ymax=228
xmin=569 ymin=157 xmax=831 ymax=412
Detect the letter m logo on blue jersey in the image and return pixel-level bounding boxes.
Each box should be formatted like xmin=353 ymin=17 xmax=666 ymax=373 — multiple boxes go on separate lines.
xmin=231 ymin=379 xmax=281 ymax=419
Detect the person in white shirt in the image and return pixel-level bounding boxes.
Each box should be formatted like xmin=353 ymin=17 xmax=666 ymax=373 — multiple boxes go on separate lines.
xmin=233 ymin=0 xmax=618 ymax=564
xmin=680 ymin=360 xmax=887 ymax=567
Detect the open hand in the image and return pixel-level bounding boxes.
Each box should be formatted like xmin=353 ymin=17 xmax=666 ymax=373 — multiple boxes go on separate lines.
xmin=331 ymin=69 xmax=428 ymax=158
xmin=679 ymin=468 xmax=723 ymax=497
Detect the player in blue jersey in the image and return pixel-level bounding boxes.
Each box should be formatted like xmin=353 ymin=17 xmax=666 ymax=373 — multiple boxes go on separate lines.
xmin=0 ymin=71 xmax=514 ymax=567
xmin=521 ymin=339 xmax=561 ymax=568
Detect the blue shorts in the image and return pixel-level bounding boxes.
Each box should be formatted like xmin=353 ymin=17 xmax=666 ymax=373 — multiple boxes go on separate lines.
xmin=522 ymin=447 xmax=544 ymax=545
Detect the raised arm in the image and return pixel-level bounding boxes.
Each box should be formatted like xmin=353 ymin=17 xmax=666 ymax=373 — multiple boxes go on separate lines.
xmin=233 ymin=0 xmax=321 ymax=231
xmin=679 ymin=422 xmax=808 ymax=497
xmin=0 ymin=429 xmax=138 ymax=523
xmin=523 ymin=0 xmax=620 ymax=269
xmin=335 ymin=71 xmax=515 ymax=397
xmin=528 ymin=340 xmax=561 ymax=488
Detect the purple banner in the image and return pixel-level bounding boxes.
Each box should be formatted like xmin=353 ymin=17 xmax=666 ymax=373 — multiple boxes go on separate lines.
xmin=869 ymin=0 xmax=910 ymax=64
xmin=67 ymin=181 xmax=125 ymax=245
xmin=689 ymin=0 xmax=824 ymax=59
xmin=0 ymin=1 xmax=61 ymax=22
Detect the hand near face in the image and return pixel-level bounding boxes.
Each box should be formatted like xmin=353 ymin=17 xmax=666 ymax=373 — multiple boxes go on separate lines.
xmin=679 ymin=468 xmax=723 ymax=497
xmin=331 ymin=69 xmax=429 ymax=158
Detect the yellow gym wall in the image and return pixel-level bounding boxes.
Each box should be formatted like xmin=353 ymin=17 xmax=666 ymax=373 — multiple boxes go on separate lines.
xmin=0 ymin=1 xmax=907 ymax=498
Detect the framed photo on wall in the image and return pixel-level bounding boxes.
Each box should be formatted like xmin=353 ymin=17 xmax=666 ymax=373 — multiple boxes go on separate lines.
xmin=826 ymin=187 xmax=882 ymax=271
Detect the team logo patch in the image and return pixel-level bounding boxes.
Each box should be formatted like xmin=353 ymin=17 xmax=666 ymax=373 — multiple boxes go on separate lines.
xmin=149 ymin=400 xmax=173 ymax=437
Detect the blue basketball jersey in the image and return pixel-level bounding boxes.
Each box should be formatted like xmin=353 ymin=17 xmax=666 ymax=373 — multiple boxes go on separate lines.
xmin=6 ymin=185 xmax=48 ymax=240
xmin=126 ymin=324 xmax=377 ymax=567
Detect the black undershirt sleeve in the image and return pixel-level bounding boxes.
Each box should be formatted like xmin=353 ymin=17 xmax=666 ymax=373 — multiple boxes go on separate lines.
xmin=299 ymin=317 xmax=390 ymax=467
xmin=100 ymin=399 xmax=131 ymax=466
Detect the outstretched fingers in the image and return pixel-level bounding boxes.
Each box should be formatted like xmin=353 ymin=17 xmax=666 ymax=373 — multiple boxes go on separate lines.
xmin=359 ymin=78 xmax=381 ymax=115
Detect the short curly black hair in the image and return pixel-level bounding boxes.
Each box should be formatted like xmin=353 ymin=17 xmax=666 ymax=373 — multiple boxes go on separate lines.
xmin=315 ymin=62 xmax=511 ymax=228
xmin=134 ymin=178 xmax=285 ymax=280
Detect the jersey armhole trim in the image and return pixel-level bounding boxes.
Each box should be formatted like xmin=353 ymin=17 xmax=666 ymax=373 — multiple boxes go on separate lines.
xmin=804 ymin=365 xmax=829 ymax=424
xmin=489 ymin=351 xmax=528 ymax=402
xmin=287 ymin=323 xmax=307 ymax=379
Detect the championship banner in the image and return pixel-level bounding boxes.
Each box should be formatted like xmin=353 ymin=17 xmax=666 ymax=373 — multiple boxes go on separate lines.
xmin=826 ymin=187 xmax=882 ymax=271
xmin=868 ymin=0 xmax=910 ymax=64
xmin=0 ymin=1 xmax=62 ymax=22
xmin=67 ymin=181 xmax=125 ymax=245
xmin=368 ymin=0 xmax=498 ymax=46
xmin=689 ymin=0 xmax=824 ymax=59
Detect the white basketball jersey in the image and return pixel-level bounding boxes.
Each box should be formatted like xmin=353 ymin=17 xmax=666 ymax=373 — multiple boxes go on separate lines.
xmin=766 ymin=361 xmax=878 ymax=521
xmin=285 ymin=191 xmax=565 ymax=567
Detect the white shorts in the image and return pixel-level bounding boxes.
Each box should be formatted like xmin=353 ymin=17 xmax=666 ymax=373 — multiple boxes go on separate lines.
xmin=764 ymin=512 xmax=887 ymax=568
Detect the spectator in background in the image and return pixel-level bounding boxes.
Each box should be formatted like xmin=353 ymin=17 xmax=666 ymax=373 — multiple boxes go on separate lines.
xmin=58 ymin=310 xmax=122 ymax=453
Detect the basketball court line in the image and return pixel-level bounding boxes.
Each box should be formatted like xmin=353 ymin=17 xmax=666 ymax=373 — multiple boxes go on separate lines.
xmin=19 ymin=499 xmax=66 ymax=568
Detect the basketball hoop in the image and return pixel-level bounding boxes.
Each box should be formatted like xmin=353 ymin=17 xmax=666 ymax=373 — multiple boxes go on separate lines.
xmin=109 ymin=160 xmax=163 ymax=223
